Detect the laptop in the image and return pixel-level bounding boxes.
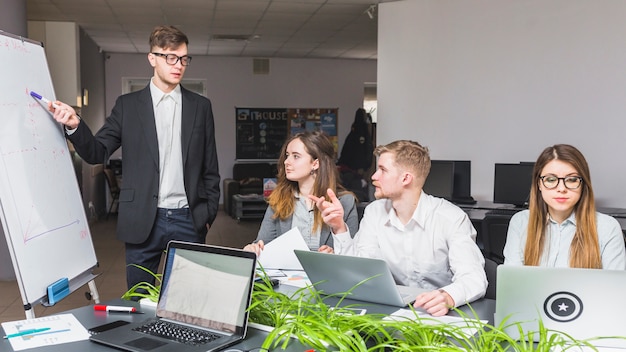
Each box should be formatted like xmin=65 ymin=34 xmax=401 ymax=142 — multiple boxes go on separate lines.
xmin=294 ymin=250 xmax=427 ymax=307
xmin=90 ymin=241 xmax=257 ymax=352
xmin=495 ymin=265 xmax=626 ymax=349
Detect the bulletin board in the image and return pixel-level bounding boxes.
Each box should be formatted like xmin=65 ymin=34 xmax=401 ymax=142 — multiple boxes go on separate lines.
xmin=235 ymin=107 xmax=338 ymax=160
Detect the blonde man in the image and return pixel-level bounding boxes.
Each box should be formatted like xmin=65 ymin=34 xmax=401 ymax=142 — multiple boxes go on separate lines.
xmin=312 ymin=140 xmax=487 ymax=317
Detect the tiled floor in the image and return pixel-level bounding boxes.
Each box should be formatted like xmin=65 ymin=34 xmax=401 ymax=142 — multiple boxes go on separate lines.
xmin=0 ymin=210 xmax=260 ymax=322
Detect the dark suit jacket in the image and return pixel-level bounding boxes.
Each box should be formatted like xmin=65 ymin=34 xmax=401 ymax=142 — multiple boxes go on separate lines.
xmin=67 ymin=85 xmax=220 ymax=244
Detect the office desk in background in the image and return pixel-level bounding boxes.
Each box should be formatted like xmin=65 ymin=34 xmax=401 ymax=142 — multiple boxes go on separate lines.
xmin=0 ymin=296 xmax=496 ymax=352
xmin=458 ymin=201 xmax=626 ymax=234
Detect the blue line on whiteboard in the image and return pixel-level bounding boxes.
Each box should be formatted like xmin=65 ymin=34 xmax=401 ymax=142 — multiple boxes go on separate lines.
xmin=25 ymin=219 xmax=80 ymax=242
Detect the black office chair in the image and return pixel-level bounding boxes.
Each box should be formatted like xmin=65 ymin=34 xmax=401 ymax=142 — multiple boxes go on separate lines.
xmin=483 ymin=257 xmax=499 ymax=300
xmin=103 ymin=168 xmax=120 ymax=219
xmin=481 ymin=213 xmax=512 ymax=264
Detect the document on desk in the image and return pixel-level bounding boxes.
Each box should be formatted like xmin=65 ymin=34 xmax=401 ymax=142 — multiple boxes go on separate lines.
xmin=1 ymin=313 xmax=90 ymax=351
xmin=258 ymin=228 xmax=309 ymax=270
xmin=385 ymin=309 xmax=487 ymax=336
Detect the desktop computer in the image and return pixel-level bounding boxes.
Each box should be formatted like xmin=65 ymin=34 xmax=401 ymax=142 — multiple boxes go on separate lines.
xmin=423 ymin=160 xmax=476 ymax=204
xmin=450 ymin=160 xmax=476 ymax=205
xmin=423 ymin=160 xmax=455 ymax=201
xmin=493 ymin=162 xmax=535 ymax=208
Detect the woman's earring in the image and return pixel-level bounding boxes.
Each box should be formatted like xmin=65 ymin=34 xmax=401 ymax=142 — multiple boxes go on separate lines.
xmin=310 ymin=168 xmax=316 ymax=176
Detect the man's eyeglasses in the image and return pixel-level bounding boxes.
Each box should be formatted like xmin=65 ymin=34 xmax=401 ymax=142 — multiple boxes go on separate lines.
xmin=539 ymin=175 xmax=583 ymax=190
xmin=151 ymin=52 xmax=192 ymax=66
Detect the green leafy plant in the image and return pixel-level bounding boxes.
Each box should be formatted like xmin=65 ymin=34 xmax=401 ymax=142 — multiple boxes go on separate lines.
xmin=120 ymin=264 xmax=162 ymax=302
xmin=249 ymin=275 xmax=620 ymax=351
xmin=123 ymin=267 xmax=622 ymax=351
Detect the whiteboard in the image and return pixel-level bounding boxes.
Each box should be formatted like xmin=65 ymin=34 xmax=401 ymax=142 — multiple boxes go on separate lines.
xmin=0 ymin=31 xmax=98 ymax=308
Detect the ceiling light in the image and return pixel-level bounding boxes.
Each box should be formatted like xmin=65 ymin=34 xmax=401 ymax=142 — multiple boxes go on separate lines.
xmin=211 ymin=34 xmax=259 ymax=42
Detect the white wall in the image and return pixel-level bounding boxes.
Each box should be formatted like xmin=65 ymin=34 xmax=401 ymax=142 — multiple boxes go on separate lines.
xmin=378 ymin=0 xmax=626 ymax=208
xmin=27 ymin=21 xmax=81 ymax=105
xmin=104 ymin=54 xmax=376 ymax=203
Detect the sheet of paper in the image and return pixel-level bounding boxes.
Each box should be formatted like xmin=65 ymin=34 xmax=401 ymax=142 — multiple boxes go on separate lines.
xmin=1 ymin=313 xmax=90 ymax=351
xmin=258 ymin=228 xmax=309 ymax=270
xmin=385 ymin=308 xmax=488 ymax=336
xmin=277 ymin=270 xmax=311 ymax=288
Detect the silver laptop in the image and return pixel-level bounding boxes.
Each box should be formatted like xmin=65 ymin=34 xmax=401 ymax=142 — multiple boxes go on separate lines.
xmin=495 ymin=265 xmax=626 ymax=349
xmin=294 ymin=250 xmax=427 ymax=307
xmin=90 ymin=241 xmax=257 ymax=352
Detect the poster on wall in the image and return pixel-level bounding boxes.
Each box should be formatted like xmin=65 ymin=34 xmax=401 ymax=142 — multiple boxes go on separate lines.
xmin=288 ymin=108 xmax=338 ymax=153
xmin=236 ymin=107 xmax=338 ymax=160
xmin=236 ymin=108 xmax=289 ymax=160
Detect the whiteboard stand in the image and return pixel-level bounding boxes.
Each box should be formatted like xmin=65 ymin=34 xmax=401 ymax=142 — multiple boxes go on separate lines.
xmin=0 ymin=31 xmax=102 ymax=320
xmin=19 ymin=267 xmax=101 ymax=319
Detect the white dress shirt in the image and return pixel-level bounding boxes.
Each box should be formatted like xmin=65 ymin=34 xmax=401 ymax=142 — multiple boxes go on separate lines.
xmin=334 ymin=192 xmax=487 ymax=307
xmin=503 ymin=210 xmax=626 ymax=269
xmin=150 ymin=81 xmax=187 ymax=209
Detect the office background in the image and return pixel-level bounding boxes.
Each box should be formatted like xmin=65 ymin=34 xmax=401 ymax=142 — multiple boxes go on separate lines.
xmin=23 ymin=17 xmax=377 ymax=215
xmin=378 ymin=0 xmax=626 ymax=208
xmin=5 ymin=0 xmax=626 ymax=209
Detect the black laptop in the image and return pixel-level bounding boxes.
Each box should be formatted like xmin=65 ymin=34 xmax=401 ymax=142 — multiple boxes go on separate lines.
xmin=90 ymin=241 xmax=257 ymax=352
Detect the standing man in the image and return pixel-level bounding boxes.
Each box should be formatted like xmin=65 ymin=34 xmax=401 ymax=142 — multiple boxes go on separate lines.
xmin=50 ymin=25 xmax=220 ymax=290
xmin=311 ymin=140 xmax=486 ymax=317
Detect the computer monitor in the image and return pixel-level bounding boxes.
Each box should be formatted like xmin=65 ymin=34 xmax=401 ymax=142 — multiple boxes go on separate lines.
xmin=493 ymin=163 xmax=535 ymax=207
xmin=423 ymin=160 xmax=455 ymax=200
xmin=450 ymin=160 xmax=475 ymax=204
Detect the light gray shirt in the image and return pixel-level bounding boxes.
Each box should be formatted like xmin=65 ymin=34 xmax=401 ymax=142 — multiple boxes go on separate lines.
xmin=150 ymin=81 xmax=187 ymax=209
xmin=292 ymin=193 xmax=321 ymax=251
xmin=503 ymin=210 xmax=626 ymax=269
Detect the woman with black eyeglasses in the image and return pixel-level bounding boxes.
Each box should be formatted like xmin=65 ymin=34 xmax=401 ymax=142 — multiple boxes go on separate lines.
xmin=503 ymin=144 xmax=626 ymax=269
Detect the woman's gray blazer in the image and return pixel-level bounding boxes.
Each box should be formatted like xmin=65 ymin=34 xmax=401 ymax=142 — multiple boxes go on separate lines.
xmin=255 ymin=193 xmax=359 ymax=249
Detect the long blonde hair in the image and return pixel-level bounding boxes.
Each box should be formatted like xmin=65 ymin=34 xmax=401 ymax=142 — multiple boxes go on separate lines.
xmin=268 ymin=131 xmax=346 ymax=232
xmin=524 ymin=144 xmax=601 ymax=268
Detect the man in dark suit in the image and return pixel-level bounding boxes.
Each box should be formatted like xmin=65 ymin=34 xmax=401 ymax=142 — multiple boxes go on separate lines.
xmin=49 ymin=25 xmax=220 ymax=290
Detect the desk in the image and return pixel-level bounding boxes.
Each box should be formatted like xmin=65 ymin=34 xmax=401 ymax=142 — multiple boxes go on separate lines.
xmin=275 ymin=283 xmax=496 ymax=324
xmin=0 ymin=299 xmax=310 ymax=352
xmin=458 ymin=201 xmax=626 ymax=233
xmin=0 ymin=296 xmax=495 ymax=351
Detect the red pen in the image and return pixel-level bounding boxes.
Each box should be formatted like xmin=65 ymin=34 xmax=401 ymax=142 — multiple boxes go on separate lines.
xmin=94 ymin=305 xmax=143 ymax=313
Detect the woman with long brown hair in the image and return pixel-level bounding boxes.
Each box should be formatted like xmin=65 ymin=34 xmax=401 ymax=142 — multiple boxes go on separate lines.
xmin=503 ymin=144 xmax=625 ymax=269
xmin=244 ymin=131 xmax=359 ymax=255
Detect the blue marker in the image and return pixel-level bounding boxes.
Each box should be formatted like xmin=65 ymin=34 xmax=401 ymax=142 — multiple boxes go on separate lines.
xmin=3 ymin=328 xmax=51 ymax=339
xmin=30 ymin=91 xmax=59 ymax=109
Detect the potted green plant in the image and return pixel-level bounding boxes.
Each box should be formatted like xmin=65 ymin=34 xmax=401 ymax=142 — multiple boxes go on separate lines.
xmin=122 ymin=270 xmax=617 ymax=351
xmin=249 ymin=277 xmax=612 ymax=351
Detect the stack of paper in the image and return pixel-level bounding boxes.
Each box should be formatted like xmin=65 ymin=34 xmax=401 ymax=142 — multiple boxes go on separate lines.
xmin=1 ymin=313 xmax=89 ymax=351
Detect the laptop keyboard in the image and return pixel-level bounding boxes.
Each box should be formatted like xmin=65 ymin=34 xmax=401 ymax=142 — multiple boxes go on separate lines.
xmin=133 ymin=320 xmax=221 ymax=346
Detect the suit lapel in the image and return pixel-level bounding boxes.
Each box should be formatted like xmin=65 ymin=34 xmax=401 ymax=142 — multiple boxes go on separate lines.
xmin=137 ymin=86 xmax=159 ymax=169
xmin=180 ymin=87 xmax=197 ymax=166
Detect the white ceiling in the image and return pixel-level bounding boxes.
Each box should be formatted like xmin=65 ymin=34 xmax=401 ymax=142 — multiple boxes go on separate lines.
xmin=26 ymin=0 xmax=396 ymax=60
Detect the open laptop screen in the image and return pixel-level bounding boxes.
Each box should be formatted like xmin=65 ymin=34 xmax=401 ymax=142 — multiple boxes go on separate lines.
xmin=157 ymin=244 xmax=255 ymax=334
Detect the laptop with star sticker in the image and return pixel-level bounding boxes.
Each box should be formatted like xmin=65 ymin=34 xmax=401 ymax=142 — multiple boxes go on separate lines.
xmin=495 ymin=265 xmax=626 ymax=349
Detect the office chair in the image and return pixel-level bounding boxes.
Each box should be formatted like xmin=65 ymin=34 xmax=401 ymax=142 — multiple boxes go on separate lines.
xmin=481 ymin=213 xmax=513 ymax=264
xmin=483 ymin=257 xmax=499 ymax=300
xmin=103 ymin=168 xmax=120 ymax=219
